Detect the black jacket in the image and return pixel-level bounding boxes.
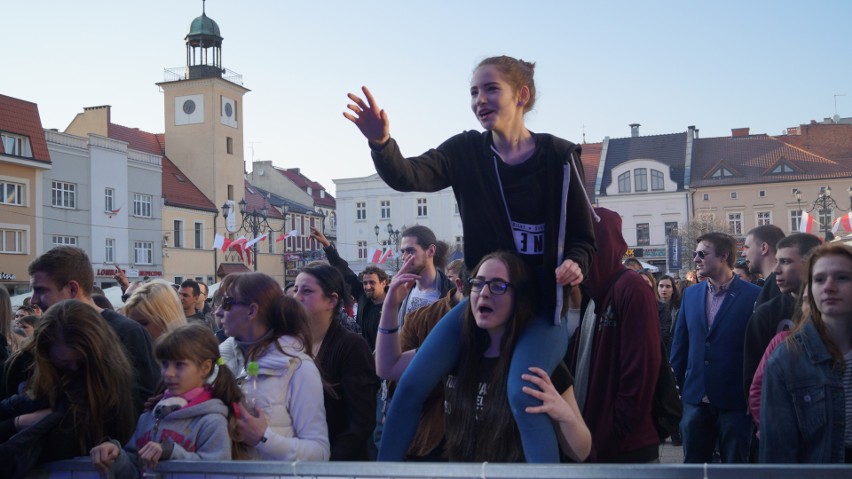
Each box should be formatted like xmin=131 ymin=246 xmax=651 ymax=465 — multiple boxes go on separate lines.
xmin=323 ymin=244 xmax=384 ymax=350
xmin=372 ymin=130 xmax=595 ymax=319
xmin=742 ymin=293 xmax=794 ymax=399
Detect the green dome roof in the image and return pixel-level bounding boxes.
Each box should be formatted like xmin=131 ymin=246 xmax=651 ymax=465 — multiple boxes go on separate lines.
xmin=187 ymin=13 xmax=221 ymax=38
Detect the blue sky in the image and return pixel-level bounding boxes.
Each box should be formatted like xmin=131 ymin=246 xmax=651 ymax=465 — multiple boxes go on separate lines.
xmin=5 ymin=1 xmax=851 ymax=196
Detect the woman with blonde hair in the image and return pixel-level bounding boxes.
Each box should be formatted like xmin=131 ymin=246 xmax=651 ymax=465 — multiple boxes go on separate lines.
xmin=121 ymin=279 xmax=187 ymax=341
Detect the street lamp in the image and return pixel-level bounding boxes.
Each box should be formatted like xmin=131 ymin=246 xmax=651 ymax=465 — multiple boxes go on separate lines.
xmin=221 ymin=199 xmax=289 ymax=271
xmin=375 ymin=223 xmax=403 ymax=271
xmin=794 ymin=186 xmax=852 ymax=241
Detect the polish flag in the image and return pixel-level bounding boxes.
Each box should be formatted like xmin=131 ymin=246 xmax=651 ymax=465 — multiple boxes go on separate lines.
xmin=801 ymin=211 xmax=818 ymax=234
xmin=831 ymin=212 xmax=852 ymax=234
xmin=276 ymin=229 xmax=299 ymax=243
xmin=245 ymin=233 xmax=269 ymax=249
xmin=378 ymin=248 xmax=395 ymax=264
xmin=367 ymin=248 xmax=382 ymax=263
xmin=219 ymin=237 xmax=234 ymax=252
xmin=212 ymin=234 xmax=225 ymax=250
xmin=230 ymin=237 xmax=248 ymax=261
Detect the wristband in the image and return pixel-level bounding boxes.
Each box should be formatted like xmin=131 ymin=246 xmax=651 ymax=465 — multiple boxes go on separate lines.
xmin=378 ymin=326 xmax=399 ymax=334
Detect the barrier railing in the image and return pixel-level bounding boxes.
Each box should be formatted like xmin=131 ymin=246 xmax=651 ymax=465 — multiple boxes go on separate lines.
xmin=28 ymin=459 xmax=852 ymax=479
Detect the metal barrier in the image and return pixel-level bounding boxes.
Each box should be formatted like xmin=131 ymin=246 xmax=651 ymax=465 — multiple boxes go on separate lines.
xmin=28 ymin=459 xmax=852 ymax=479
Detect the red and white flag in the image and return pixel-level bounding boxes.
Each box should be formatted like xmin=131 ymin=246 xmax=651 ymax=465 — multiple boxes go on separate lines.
xmin=230 ymin=237 xmax=248 ymax=261
xmin=212 ymin=234 xmax=225 ymax=250
xmin=276 ymin=229 xmax=299 ymax=243
xmin=801 ymin=211 xmax=818 ymax=234
xmin=378 ymin=247 xmax=395 ymax=264
xmin=831 ymin=212 xmax=852 ymax=234
xmin=367 ymin=248 xmax=383 ymax=263
xmin=245 ymin=233 xmax=269 ymax=249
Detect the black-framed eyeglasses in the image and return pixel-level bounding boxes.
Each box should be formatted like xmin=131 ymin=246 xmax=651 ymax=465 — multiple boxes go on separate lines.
xmin=693 ymin=250 xmax=709 ymax=260
xmin=469 ymin=278 xmax=513 ymax=295
xmin=221 ymin=296 xmax=251 ymax=311
xmin=121 ymin=293 xmax=131 ymax=302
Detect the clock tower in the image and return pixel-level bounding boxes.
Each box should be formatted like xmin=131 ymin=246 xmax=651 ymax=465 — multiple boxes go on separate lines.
xmin=158 ymin=2 xmax=249 ymax=216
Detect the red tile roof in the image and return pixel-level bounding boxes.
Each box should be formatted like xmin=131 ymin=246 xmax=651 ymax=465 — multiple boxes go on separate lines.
xmin=579 ymin=142 xmax=602 ymax=203
xmin=776 ymin=123 xmax=852 ymax=164
xmin=162 ymin=157 xmax=217 ymax=212
xmin=0 ymin=94 xmax=51 ymax=163
xmin=244 ymin=180 xmax=286 ymax=219
xmin=691 ymin=134 xmax=852 ymax=187
xmin=108 ymin=123 xmax=164 ymax=155
xmin=275 ymin=167 xmax=336 ymax=208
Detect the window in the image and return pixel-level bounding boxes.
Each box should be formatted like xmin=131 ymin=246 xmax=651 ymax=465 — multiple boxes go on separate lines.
xmin=357 ymin=240 xmax=367 ymax=260
xmin=417 ymin=198 xmax=428 ymax=217
xmin=651 ymin=169 xmax=664 ymax=191
xmin=618 ymin=171 xmax=631 ymax=193
xmin=759 ymin=190 xmax=766 ymax=198
xmin=712 ymin=167 xmax=734 ymax=178
xmin=772 ymin=164 xmax=794 ymax=174
xmin=172 ymin=220 xmax=183 ymax=248
xmin=1 ymin=181 xmax=24 ymax=206
xmin=1 ymin=132 xmax=33 ymax=158
xmin=756 ymin=211 xmax=772 ymax=226
xmin=730 ymin=192 xmax=738 ymax=199
xmin=52 ymin=235 xmax=77 ymax=247
xmin=105 ymin=238 xmax=115 ymax=263
xmin=133 ymin=193 xmax=153 ymax=217
xmin=226 ymin=137 xmax=233 ymax=154
xmin=134 ymin=241 xmax=154 ymax=265
xmin=356 ymin=202 xmax=366 ymax=221
xmin=728 ymin=213 xmax=743 ymax=236
xmin=51 ymin=181 xmax=76 ymax=208
xmin=268 ymin=229 xmax=275 ymax=254
xmin=665 ymin=221 xmax=679 ymax=237
xmin=703 ymin=193 xmax=709 ymax=201
xmin=819 ymin=207 xmax=833 ymax=232
xmin=636 ymin=223 xmax=650 ymax=246
xmin=634 ymin=169 xmax=648 ymax=192
xmin=174 ymin=276 xmax=184 ymax=286
xmin=104 ymin=187 xmax=115 ymax=212
xmin=455 ymin=235 xmax=464 ymax=251
xmin=194 ymin=222 xmax=203 ymax=249
xmin=0 ymin=228 xmax=25 ymax=253
xmin=380 ymin=200 xmax=391 ymax=219
xmin=790 ymin=210 xmax=802 ymax=232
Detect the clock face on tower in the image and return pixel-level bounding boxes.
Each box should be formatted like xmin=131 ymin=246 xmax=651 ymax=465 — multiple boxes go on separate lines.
xmin=183 ymin=99 xmax=196 ymax=115
xmin=221 ymin=96 xmax=237 ymax=128
xmin=175 ymin=94 xmax=204 ymax=125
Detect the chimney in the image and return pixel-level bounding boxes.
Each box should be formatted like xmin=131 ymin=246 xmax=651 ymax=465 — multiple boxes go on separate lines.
xmin=629 ymin=123 xmax=641 ymax=138
xmin=688 ymin=125 xmax=695 ymax=140
xmin=695 ymin=128 xmax=700 ymax=139
xmin=731 ymin=127 xmax=750 ymax=137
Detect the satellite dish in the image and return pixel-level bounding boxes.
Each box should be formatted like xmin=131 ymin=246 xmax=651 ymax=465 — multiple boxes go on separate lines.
xmin=833 ymin=114 xmax=841 ymax=123
xmin=258 ymin=168 xmax=265 ymax=176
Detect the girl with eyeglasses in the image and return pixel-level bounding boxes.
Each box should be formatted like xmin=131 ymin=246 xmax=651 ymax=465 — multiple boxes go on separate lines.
xmin=346 ymin=55 xmax=596 ymax=463
xmin=216 ymin=272 xmax=330 ymax=461
xmin=377 ymin=251 xmax=591 ymax=462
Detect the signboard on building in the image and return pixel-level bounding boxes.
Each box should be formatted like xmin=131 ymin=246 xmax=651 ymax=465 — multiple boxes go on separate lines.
xmin=667 ymin=236 xmax=682 ymax=271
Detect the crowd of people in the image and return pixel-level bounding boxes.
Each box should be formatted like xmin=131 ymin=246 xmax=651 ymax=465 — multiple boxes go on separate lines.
xmin=1 ymin=54 xmax=850 ymax=476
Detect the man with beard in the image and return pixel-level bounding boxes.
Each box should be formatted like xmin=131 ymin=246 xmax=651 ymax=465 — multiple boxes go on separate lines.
xmin=671 ymin=233 xmax=760 ymax=463
xmin=741 ymin=225 xmax=785 ymax=309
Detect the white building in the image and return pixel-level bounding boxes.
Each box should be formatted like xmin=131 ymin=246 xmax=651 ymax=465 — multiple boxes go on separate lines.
xmin=333 ymin=172 xmax=462 ymax=274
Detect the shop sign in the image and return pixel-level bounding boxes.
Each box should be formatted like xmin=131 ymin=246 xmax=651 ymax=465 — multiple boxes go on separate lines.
xmin=0 ymin=272 xmax=17 ymax=281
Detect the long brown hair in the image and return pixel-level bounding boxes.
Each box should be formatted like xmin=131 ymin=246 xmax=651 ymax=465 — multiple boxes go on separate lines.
xmin=790 ymin=243 xmax=852 ymax=366
xmin=444 ymin=251 xmax=536 ymax=462
xmin=154 ymin=323 xmax=248 ymax=459
xmin=219 ymin=272 xmax=314 ymax=363
xmin=28 ymin=299 xmax=136 ymax=453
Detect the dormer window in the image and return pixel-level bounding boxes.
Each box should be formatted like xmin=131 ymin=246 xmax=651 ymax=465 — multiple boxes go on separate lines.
xmin=651 ymin=169 xmax=664 ymax=191
xmin=1 ymin=132 xmax=33 ymax=158
xmin=634 ymin=168 xmax=648 ymax=192
xmin=320 ymin=190 xmax=325 ymax=199
xmin=711 ymin=167 xmax=734 ymax=178
xmin=307 ymin=186 xmax=312 ymax=195
xmin=618 ymin=171 xmax=631 ymax=193
xmin=771 ymin=164 xmax=794 ymax=174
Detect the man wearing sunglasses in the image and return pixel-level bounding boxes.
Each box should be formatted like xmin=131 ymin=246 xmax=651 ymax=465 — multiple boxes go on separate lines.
xmin=670 ymin=233 xmax=761 ymax=464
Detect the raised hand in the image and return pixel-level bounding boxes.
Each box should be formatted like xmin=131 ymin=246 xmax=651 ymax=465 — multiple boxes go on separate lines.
xmin=343 ymin=86 xmax=390 ymax=145
xmin=309 ymin=226 xmax=331 ymax=248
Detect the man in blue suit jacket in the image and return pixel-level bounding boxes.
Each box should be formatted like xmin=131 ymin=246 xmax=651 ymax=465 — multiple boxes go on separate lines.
xmin=670 ymin=232 xmax=760 ymax=463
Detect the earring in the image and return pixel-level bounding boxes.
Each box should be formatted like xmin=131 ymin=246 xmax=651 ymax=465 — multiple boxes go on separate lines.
xmin=517 ymin=101 xmax=523 ymax=107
